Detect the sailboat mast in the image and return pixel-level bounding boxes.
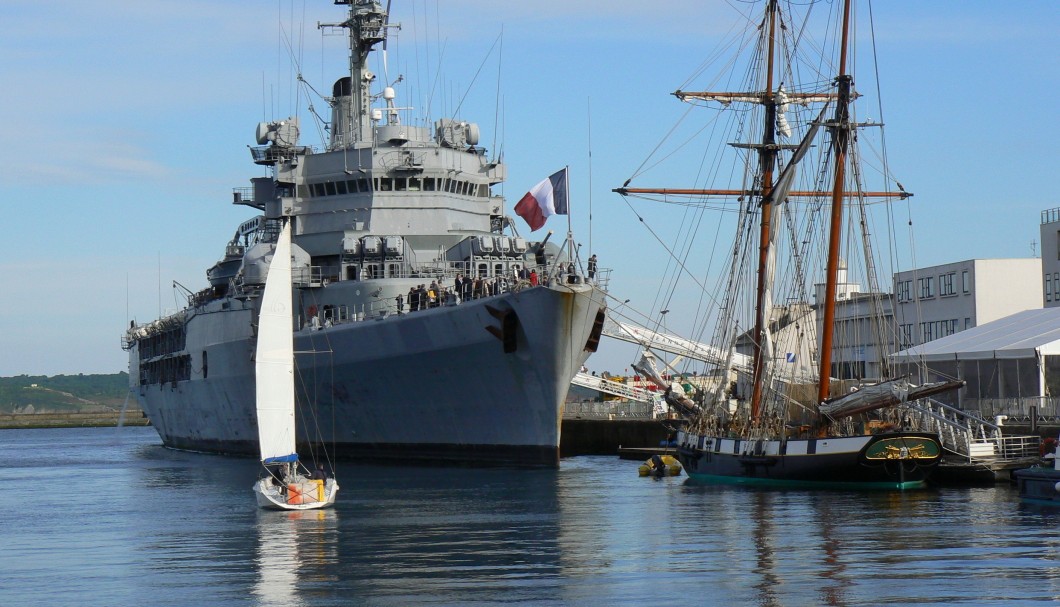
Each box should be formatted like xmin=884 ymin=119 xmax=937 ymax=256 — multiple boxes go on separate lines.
xmin=817 ymin=0 xmax=854 ymax=404
xmin=748 ymin=0 xmax=780 ymax=420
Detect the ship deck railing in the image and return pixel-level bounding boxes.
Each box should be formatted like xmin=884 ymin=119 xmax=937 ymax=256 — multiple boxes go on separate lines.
xmin=302 ymin=266 xmax=605 ymax=329
xmin=563 ymin=400 xmax=658 ymax=420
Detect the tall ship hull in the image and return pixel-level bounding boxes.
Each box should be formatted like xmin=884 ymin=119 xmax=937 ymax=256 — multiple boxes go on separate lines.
xmin=123 ymin=1 xmax=607 ymax=467
xmin=676 ymin=432 xmax=941 ymax=489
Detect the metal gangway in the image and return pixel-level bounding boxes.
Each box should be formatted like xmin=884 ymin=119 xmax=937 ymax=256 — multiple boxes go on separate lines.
xmin=570 ymin=371 xmax=657 ymax=404
xmin=601 ymin=319 xmax=751 ymax=370
xmin=906 ymin=398 xmax=1039 ymax=463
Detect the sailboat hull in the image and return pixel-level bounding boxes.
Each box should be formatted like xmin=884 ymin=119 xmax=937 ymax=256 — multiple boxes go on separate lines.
xmin=254 ymin=477 xmax=339 ymax=511
xmin=676 ymin=431 xmax=942 ymax=489
xmin=131 ymin=283 xmax=605 ymax=467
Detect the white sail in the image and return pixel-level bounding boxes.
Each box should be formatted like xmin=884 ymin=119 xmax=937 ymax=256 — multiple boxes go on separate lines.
xmin=255 ymin=221 xmax=297 ymax=464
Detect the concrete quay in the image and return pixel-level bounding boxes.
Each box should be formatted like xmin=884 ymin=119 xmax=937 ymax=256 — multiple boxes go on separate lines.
xmin=0 ymin=410 xmax=150 ymax=429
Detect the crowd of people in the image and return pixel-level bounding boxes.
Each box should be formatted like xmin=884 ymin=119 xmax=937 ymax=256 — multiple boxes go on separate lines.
xmin=400 ymin=271 xmax=534 ymax=312
xmin=398 ymin=256 xmax=599 ymax=314
xmin=306 ymin=256 xmax=601 ymax=324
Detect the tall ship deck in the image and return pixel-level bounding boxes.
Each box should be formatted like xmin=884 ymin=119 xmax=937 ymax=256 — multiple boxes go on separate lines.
xmin=122 ymin=0 xmax=607 ymax=467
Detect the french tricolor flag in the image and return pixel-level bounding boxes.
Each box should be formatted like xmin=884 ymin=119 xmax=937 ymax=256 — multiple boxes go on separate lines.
xmin=514 ymin=168 xmax=568 ymax=231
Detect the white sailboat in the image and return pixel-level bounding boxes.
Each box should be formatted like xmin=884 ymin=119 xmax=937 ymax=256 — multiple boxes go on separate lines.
xmin=253 ymin=219 xmax=339 ymax=510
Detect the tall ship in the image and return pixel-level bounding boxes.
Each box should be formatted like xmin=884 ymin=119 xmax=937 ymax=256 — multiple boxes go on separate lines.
xmin=615 ymin=0 xmax=958 ymax=487
xmin=122 ymin=0 xmax=607 ymax=467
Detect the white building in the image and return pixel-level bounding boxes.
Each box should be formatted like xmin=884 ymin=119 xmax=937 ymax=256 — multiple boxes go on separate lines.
xmin=892 ymin=307 xmax=1060 ymax=416
xmin=892 ymin=259 xmax=1042 ymax=350
xmin=1040 ymin=207 xmax=1060 ymax=306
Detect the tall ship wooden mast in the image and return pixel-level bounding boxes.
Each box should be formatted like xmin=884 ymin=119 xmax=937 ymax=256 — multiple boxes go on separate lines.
xmin=122 ymin=0 xmax=607 ymax=467
xmin=616 ymin=0 xmax=958 ymax=487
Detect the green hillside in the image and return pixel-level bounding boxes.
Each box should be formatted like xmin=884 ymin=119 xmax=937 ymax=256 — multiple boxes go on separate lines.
xmin=0 ymin=373 xmax=130 ymax=414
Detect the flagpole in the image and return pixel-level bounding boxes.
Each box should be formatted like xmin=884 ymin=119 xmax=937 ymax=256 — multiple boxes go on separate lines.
xmin=565 ymin=165 xmax=572 ymax=235
xmin=565 ymin=165 xmax=576 ymax=272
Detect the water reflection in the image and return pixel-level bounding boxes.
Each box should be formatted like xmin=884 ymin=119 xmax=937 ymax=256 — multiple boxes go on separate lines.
xmin=336 ymin=463 xmax=562 ymax=603
xmin=811 ymin=494 xmax=849 ymax=607
xmin=750 ymin=491 xmax=780 ymax=607
xmin=253 ymin=509 xmax=339 ymax=607
xmin=11 ymin=429 xmax=1060 ymax=606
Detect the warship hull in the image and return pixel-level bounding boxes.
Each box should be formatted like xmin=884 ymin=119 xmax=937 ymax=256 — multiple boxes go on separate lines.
xmin=132 ymin=282 xmax=606 ymax=467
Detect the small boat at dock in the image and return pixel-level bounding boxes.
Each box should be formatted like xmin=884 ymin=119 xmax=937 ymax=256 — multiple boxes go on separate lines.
xmin=639 ymin=454 xmax=682 ymax=477
xmin=1014 ymin=454 xmax=1060 ymax=505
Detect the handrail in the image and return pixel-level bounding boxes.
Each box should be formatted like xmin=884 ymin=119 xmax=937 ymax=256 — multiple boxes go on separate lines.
xmin=906 ymin=397 xmax=1038 ymax=463
xmin=570 ymin=371 xmax=659 ymax=403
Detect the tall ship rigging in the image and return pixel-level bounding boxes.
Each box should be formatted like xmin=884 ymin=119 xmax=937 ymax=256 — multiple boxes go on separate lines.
xmin=122 ymin=0 xmax=607 ymax=467
xmin=615 ymin=0 xmax=959 ymax=487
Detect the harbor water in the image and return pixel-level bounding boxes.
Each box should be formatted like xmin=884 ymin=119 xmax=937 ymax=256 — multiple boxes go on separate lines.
xmin=3 ymin=426 xmax=1060 ymax=606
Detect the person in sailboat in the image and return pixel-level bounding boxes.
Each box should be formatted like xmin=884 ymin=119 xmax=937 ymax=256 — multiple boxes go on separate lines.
xmin=310 ymin=464 xmax=328 ymax=480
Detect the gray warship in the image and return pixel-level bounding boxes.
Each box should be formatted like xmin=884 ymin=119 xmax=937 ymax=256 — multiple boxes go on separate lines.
xmin=122 ymin=0 xmax=607 ymax=467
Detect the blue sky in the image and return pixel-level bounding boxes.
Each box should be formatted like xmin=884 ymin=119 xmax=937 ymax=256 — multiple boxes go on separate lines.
xmin=1 ymin=1 xmax=1056 ymax=377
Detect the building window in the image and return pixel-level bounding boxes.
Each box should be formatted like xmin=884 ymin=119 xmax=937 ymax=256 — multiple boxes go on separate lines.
xmin=962 ymin=270 xmax=969 ymax=293
xmin=895 ymin=280 xmax=912 ymax=303
xmin=965 ymin=317 xmax=971 ymax=330
xmin=1055 ymin=273 xmax=1059 ymax=302
xmin=1048 ymin=274 xmax=1053 ymax=302
xmin=920 ymin=322 xmax=934 ymax=343
xmin=918 ymin=276 xmax=934 ymax=299
xmin=940 ymin=273 xmax=956 ymax=296
xmin=899 ymin=324 xmax=914 ymax=348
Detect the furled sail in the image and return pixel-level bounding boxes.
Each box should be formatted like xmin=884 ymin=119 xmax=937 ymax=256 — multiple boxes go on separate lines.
xmin=819 ymin=378 xmax=965 ymax=420
xmin=255 ymin=221 xmax=298 ymax=464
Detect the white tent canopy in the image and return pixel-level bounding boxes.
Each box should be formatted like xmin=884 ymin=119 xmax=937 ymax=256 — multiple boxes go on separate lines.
xmin=892 ymin=308 xmax=1060 ymax=362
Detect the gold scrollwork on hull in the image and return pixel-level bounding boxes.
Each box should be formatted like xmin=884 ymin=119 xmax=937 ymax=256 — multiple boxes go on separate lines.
xmin=864 ymin=438 xmax=940 ymax=461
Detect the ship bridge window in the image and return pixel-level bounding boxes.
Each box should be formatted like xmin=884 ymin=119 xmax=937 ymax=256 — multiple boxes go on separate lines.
xmin=479 ymin=184 xmax=490 ymax=197
xmin=297 ymin=184 xmax=310 ymax=198
xmin=394 ymin=178 xmax=407 ymax=191
xmin=461 ymin=182 xmax=471 ymax=196
xmin=336 ymin=181 xmax=348 ymax=195
xmin=377 ymin=178 xmax=392 ymax=191
xmin=477 ymin=262 xmax=488 ymax=278
xmin=408 ymin=178 xmax=421 ymax=191
xmin=312 ymin=183 xmax=326 ymax=197
xmin=325 ymin=182 xmax=337 ymax=196
xmin=423 ymin=178 xmax=436 ymax=191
